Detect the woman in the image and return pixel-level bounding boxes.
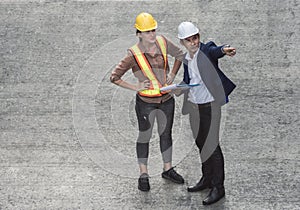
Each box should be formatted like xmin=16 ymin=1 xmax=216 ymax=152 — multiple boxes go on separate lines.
xmin=110 ymin=12 xmax=184 ymax=191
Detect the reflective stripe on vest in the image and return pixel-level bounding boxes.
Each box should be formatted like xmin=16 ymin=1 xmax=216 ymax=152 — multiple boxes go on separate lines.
xmin=156 ymin=36 xmax=168 ymax=74
xmin=130 ymin=36 xmax=169 ymax=97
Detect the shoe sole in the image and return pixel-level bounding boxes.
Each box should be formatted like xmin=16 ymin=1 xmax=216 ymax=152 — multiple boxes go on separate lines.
xmin=202 ymin=194 xmax=225 ymax=205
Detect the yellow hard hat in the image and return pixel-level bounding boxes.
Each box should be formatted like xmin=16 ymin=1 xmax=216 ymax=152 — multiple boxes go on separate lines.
xmin=134 ymin=12 xmax=157 ymax=32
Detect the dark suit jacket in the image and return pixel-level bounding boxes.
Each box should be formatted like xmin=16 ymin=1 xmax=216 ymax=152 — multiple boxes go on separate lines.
xmin=182 ymin=41 xmax=236 ymax=114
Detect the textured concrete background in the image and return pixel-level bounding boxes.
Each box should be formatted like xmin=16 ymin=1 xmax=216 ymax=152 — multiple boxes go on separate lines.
xmin=0 ymin=0 xmax=299 ymax=209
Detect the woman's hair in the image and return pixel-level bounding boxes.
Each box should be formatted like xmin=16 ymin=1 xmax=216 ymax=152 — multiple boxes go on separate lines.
xmin=136 ymin=30 xmax=142 ymax=41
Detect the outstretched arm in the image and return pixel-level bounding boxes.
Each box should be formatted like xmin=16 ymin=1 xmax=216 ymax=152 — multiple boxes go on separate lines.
xmin=208 ymin=42 xmax=236 ymax=60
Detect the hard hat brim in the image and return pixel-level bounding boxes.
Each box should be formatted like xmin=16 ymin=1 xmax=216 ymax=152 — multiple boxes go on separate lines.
xmin=177 ymin=28 xmax=199 ymax=39
xmin=135 ymin=21 xmax=158 ymax=32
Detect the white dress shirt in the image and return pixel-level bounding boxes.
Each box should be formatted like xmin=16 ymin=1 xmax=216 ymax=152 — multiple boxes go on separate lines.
xmin=185 ymin=49 xmax=214 ymax=104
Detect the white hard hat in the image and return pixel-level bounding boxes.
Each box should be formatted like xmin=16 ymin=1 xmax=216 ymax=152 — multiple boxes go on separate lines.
xmin=177 ymin=22 xmax=199 ymax=39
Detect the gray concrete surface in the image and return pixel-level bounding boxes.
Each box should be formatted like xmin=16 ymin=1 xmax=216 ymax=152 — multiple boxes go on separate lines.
xmin=1 ymin=0 xmax=299 ymax=209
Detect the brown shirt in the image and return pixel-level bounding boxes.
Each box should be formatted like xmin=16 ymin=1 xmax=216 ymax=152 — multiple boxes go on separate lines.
xmin=110 ymin=35 xmax=184 ymax=103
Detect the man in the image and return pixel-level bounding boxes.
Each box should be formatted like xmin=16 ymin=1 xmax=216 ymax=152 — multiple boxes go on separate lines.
xmin=177 ymin=21 xmax=236 ymax=205
xmin=110 ymin=13 xmax=185 ymax=192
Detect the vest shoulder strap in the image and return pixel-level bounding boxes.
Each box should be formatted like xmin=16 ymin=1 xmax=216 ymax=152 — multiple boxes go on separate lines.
xmin=156 ymin=36 xmax=167 ymax=70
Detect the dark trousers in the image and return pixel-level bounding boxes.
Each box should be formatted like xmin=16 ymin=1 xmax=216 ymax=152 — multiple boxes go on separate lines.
xmin=189 ymin=101 xmax=225 ymax=188
xmin=135 ymin=95 xmax=174 ymax=165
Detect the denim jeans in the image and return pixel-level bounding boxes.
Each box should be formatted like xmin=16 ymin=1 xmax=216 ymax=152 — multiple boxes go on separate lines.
xmin=135 ymin=95 xmax=175 ymax=165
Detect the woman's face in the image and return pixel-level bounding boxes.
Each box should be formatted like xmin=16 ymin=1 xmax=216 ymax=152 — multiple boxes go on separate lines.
xmin=138 ymin=29 xmax=157 ymax=44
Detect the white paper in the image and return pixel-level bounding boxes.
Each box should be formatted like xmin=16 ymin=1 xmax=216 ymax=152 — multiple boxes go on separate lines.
xmin=160 ymin=83 xmax=200 ymax=91
xmin=160 ymin=84 xmax=177 ymax=92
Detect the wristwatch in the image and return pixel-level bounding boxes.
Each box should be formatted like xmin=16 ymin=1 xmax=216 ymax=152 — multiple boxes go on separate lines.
xmin=221 ymin=44 xmax=230 ymax=54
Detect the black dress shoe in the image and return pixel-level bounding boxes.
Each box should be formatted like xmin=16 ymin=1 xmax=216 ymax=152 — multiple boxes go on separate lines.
xmin=187 ymin=177 xmax=211 ymax=192
xmin=202 ymin=186 xmax=225 ymax=205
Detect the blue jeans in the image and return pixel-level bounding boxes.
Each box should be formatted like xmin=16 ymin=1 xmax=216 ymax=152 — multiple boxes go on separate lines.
xmin=135 ymin=95 xmax=175 ymax=165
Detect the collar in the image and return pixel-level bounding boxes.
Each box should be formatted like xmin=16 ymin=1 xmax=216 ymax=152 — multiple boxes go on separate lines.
xmin=137 ymin=40 xmax=160 ymax=54
xmin=185 ymin=48 xmax=200 ymax=61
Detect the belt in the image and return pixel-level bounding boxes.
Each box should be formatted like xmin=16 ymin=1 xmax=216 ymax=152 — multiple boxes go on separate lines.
xmin=187 ymin=101 xmax=211 ymax=110
xmin=198 ymin=102 xmax=211 ymax=108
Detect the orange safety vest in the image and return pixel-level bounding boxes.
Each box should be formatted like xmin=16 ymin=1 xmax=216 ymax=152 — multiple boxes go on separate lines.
xmin=130 ymin=36 xmax=169 ymax=97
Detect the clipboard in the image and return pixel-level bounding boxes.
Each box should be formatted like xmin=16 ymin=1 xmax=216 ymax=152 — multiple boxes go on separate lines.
xmin=160 ymin=83 xmax=200 ymax=92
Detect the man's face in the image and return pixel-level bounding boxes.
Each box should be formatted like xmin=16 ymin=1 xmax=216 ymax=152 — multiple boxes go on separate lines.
xmin=138 ymin=29 xmax=157 ymax=44
xmin=181 ymin=34 xmax=200 ymax=54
